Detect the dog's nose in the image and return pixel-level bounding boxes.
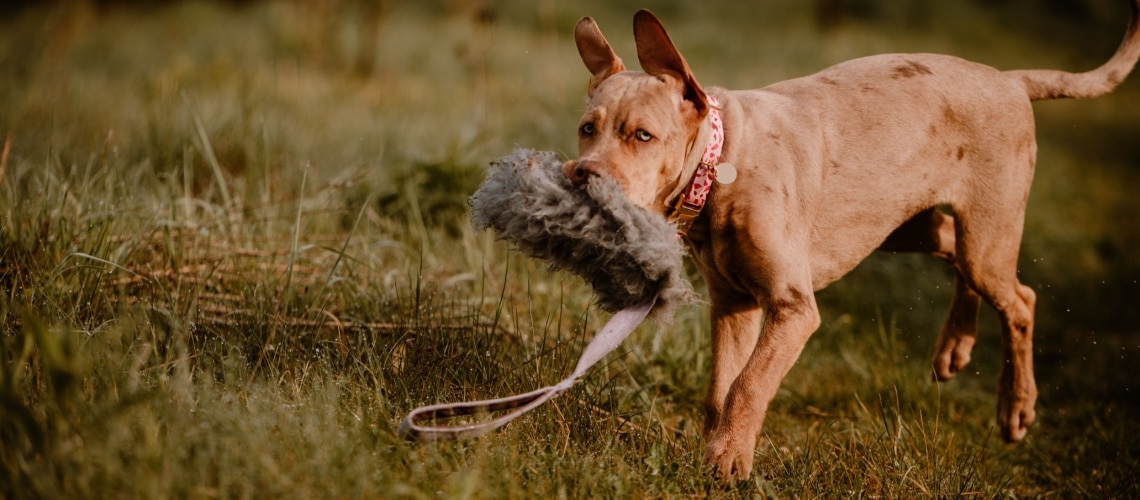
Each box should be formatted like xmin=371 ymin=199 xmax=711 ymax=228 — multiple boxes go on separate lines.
xmin=562 ymin=159 xmax=600 ymax=186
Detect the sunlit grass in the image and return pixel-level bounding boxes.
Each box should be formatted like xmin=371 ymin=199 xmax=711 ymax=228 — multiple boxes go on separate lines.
xmin=2 ymin=0 xmax=1138 ymax=497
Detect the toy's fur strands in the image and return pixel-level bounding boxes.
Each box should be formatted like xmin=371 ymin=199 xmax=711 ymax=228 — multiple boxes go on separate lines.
xmin=469 ymin=148 xmax=695 ymax=321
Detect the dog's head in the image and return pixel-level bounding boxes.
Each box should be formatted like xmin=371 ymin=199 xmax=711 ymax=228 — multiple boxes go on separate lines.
xmin=562 ymin=10 xmax=711 ymax=214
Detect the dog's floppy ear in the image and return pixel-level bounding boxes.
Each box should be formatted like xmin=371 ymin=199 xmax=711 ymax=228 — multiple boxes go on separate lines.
xmin=633 ymin=9 xmax=709 ymax=119
xmin=575 ymin=17 xmax=626 ymax=95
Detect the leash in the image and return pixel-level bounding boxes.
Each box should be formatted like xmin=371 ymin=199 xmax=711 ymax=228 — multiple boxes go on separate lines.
xmin=398 ymin=298 xmax=655 ymax=440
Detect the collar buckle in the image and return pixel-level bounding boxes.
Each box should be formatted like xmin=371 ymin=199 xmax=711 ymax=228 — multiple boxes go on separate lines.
xmin=669 ymin=194 xmax=702 ymax=234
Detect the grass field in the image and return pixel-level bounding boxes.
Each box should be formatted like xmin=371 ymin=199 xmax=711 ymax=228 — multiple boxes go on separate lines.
xmin=2 ymin=0 xmax=1139 ymax=497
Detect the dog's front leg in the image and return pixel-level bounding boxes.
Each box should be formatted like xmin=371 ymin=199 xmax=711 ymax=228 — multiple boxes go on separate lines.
xmin=704 ymin=281 xmax=821 ymax=481
xmin=703 ymin=288 xmax=763 ymax=435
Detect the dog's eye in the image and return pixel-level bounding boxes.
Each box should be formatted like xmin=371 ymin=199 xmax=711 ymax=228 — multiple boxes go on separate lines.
xmin=579 ymin=123 xmax=595 ymax=136
xmin=635 ymin=130 xmax=653 ymax=142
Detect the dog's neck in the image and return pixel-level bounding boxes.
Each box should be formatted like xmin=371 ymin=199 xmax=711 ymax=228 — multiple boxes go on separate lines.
xmin=666 ymin=94 xmax=724 ymax=234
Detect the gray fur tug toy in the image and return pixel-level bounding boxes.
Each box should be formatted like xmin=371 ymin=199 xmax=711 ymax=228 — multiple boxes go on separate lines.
xmin=469 ymin=148 xmax=695 ymax=322
xmin=398 ymin=148 xmax=695 ymax=440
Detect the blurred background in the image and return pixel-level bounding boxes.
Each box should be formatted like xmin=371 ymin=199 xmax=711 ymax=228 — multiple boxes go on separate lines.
xmin=0 ymin=0 xmax=1137 ymax=494
xmin=3 ymin=0 xmax=1136 ymax=350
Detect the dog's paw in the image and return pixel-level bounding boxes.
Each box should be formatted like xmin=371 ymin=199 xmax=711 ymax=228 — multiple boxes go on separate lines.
xmin=997 ymin=357 xmax=1037 ymax=443
xmin=704 ymin=429 xmax=757 ymax=482
xmin=932 ymin=334 xmax=975 ymax=381
xmin=998 ymin=394 xmax=1036 ymax=443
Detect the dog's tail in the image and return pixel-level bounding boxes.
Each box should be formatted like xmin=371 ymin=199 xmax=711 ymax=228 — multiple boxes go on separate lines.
xmin=1006 ymin=0 xmax=1140 ymax=101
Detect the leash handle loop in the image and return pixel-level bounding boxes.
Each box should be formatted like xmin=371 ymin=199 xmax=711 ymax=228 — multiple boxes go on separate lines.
xmin=398 ymin=299 xmax=655 ymax=440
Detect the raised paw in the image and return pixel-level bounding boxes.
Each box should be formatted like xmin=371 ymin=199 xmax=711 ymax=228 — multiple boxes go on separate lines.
xmin=998 ymin=391 xmax=1036 ymax=443
xmin=932 ymin=333 xmax=975 ymax=381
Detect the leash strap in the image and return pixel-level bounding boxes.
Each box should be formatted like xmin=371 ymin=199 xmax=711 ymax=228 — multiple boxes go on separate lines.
xmin=398 ymin=298 xmax=655 ymax=440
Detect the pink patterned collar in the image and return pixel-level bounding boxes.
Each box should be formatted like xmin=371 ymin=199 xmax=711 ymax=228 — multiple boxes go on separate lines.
xmin=668 ymin=95 xmax=724 ymax=234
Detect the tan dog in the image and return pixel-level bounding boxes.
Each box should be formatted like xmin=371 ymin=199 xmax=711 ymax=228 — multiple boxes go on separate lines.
xmin=561 ymin=3 xmax=1140 ymax=480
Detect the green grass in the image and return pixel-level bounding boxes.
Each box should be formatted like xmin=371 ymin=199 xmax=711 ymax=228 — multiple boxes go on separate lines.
xmin=2 ymin=0 xmax=1139 ymax=497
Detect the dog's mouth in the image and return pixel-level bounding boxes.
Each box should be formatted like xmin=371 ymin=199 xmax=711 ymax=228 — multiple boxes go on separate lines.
xmin=561 ymin=158 xmax=667 ymax=214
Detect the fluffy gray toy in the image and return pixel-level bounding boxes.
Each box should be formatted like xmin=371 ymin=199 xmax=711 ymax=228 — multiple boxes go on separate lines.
xmin=469 ymin=148 xmax=695 ymax=321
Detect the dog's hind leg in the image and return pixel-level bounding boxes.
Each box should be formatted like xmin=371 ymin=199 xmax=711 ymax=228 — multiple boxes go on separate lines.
xmin=878 ymin=208 xmax=983 ymax=381
xmin=932 ymin=277 xmax=982 ymax=381
xmin=954 ymin=193 xmax=1038 ymax=443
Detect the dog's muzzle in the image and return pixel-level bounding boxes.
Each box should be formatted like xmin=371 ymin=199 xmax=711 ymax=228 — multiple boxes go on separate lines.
xmin=562 ymin=159 xmax=604 ymax=186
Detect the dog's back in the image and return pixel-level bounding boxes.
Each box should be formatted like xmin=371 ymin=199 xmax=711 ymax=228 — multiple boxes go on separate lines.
xmin=709 ymin=52 xmax=1035 ymax=287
